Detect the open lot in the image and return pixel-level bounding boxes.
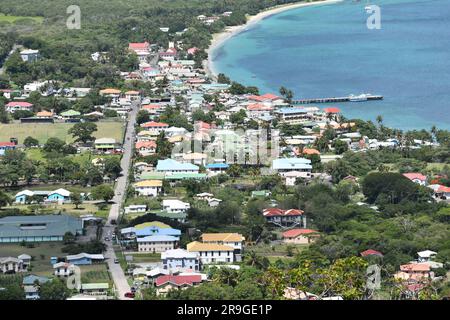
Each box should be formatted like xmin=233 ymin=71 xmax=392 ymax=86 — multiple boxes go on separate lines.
xmin=247 ymin=242 xmax=308 ymax=261
xmin=6 ymin=202 xmax=111 ymax=219
xmin=0 ymin=121 xmax=125 ymax=144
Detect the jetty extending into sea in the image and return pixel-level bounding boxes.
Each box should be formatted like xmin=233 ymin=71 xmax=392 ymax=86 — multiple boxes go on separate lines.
xmin=292 ymin=95 xmax=383 ymax=105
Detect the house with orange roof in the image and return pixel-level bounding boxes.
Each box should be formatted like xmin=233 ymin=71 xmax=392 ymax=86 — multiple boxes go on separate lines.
xmin=135 ymin=141 xmax=157 ymax=157
xmin=99 ymin=88 xmax=121 ymax=105
xmin=394 ymin=263 xmax=432 ymax=283
xmin=125 ymin=91 xmax=141 ymax=102
xmin=36 ymin=110 xmax=54 ymax=118
xmin=200 ymin=233 xmax=245 ymax=254
xmin=282 ymin=229 xmax=319 ymax=244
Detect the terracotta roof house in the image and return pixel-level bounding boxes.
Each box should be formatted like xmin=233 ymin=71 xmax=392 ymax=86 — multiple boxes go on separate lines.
xmin=262 ymin=208 xmax=305 ymax=227
xmin=135 ymin=140 xmax=156 ymax=156
xmin=403 ymin=173 xmax=427 ymax=186
xmin=360 ymin=249 xmax=384 ymax=258
xmin=154 ymin=274 xmax=203 ymax=295
xmin=323 ymin=107 xmax=341 ymax=114
xmin=282 ymin=229 xmax=319 ymax=244
xmin=5 ymin=101 xmax=33 ymax=113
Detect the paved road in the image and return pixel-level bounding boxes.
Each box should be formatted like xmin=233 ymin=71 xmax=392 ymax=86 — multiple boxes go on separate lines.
xmin=103 ymin=101 xmax=139 ymax=300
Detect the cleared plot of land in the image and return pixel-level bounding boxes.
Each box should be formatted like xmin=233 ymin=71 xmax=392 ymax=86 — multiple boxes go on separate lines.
xmin=0 ymin=121 xmax=125 ymax=144
xmin=247 ymin=242 xmax=308 ymax=260
xmin=80 ymin=264 xmax=112 ymax=284
xmin=0 ymin=13 xmax=44 ymax=23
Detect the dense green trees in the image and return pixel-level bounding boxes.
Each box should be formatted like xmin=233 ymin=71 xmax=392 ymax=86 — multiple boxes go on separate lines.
xmin=92 ymin=184 xmax=115 ymax=203
xmin=362 ymin=172 xmax=431 ymax=204
xmin=39 ymin=278 xmax=71 ymax=300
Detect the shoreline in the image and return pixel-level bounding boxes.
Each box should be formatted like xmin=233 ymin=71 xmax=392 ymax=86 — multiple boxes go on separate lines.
xmin=204 ymin=0 xmax=343 ymax=80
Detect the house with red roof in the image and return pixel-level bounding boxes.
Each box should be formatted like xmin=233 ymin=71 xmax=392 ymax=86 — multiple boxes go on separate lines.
xmin=262 ymin=208 xmax=305 ymax=227
xmin=436 ymin=185 xmax=450 ymax=199
xmin=360 ymin=249 xmax=384 ymax=258
xmin=5 ymin=101 xmax=33 ymax=113
xmin=140 ymin=121 xmax=169 ymax=133
xmin=135 ymin=141 xmax=157 ymax=157
xmin=128 ymin=42 xmax=151 ymax=62
xmin=154 ymin=274 xmax=203 ymax=295
xmin=0 ymin=142 xmax=16 ymax=156
xmin=187 ymin=47 xmax=199 ymax=55
xmin=282 ymin=229 xmax=319 ymax=244
xmin=403 ymin=173 xmax=427 ymax=186
xmin=246 ymin=103 xmax=273 ymax=118
xmin=160 ymin=47 xmax=178 ymax=60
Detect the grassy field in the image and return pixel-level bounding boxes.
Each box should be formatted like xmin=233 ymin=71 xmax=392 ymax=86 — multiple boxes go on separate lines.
xmin=0 ymin=13 xmax=43 ymax=23
xmin=0 ymin=242 xmax=64 ymax=276
xmin=6 ymin=202 xmax=111 ymax=219
xmin=0 ymin=121 xmax=125 ymax=144
xmin=25 ymin=148 xmax=121 ymax=166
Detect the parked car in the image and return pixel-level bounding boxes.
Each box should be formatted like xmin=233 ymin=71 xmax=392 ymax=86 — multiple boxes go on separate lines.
xmin=114 ymin=258 xmax=119 ymax=264
xmin=124 ymin=292 xmax=135 ymax=298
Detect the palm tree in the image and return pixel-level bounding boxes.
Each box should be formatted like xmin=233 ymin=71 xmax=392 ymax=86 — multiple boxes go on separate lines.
xmin=213 ymin=267 xmax=238 ymax=286
xmin=376 ymin=115 xmax=383 ymax=127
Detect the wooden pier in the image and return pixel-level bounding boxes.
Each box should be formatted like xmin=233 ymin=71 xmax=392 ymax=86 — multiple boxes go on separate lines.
xmin=292 ymin=95 xmax=383 ymax=105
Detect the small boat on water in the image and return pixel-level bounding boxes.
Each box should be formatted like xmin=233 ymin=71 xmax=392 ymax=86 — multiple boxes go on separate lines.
xmin=349 ymin=93 xmax=372 ymax=102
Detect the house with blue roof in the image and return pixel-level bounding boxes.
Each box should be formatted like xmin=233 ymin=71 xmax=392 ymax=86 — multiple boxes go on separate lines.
xmin=135 ymin=226 xmax=181 ymax=238
xmin=205 ymin=163 xmax=229 ymax=173
xmin=156 ymin=159 xmax=199 ymax=175
xmin=137 ymin=235 xmax=178 ymax=253
xmin=22 ymin=274 xmax=51 ymax=300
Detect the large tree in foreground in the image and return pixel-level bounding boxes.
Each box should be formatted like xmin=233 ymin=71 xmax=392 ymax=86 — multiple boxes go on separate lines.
xmin=68 ymin=122 xmax=98 ymax=144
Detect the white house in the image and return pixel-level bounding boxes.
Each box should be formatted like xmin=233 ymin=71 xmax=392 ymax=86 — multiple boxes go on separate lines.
xmin=20 ymin=49 xmax=40 ymax=62
xmin=137 ymin=235 xmax=178 ymax=253
xmin=272 ymin=158 xmax=312 ymax=179
xmin=133 ymin=180 xmax=163 ymax=197
xmin=187 ymin=241 xmax=234 ymax=264
xmin=162 ymin=199 xmax=190 ymax=213
xmin=124 ymin=205 xmax=148 ymax=214
xmin=53 ymin=262 xmax=76 ymax=277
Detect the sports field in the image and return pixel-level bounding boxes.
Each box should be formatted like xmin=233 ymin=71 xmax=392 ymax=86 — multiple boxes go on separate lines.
xmin=0 ymin=121 xmax=125 ymax=144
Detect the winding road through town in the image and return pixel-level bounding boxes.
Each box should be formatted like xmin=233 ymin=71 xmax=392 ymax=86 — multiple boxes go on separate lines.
xmin=103 ymin=101 xmax=139 ymax=300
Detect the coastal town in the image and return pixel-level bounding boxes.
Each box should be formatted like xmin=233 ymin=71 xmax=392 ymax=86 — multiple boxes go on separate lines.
xmin=0 ymin=0 xmax=449 ymax=302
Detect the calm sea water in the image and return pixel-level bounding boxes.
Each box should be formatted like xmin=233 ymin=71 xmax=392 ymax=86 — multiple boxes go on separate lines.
xmin=211 ymin=0 xmax=450 ymax=130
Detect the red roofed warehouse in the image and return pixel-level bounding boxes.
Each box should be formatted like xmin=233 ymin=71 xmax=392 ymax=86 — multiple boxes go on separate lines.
xmin=282 ymin=228 xmax=319 ymax=244
xmin=263 ymin=208 xmax=305 ymax=227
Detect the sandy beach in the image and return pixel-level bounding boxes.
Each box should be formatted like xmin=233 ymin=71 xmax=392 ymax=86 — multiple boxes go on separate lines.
xmin=205 ymin=0 xmax=343 ymax=80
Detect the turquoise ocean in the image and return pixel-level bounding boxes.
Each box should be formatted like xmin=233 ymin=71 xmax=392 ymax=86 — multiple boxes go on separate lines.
xmin=210 ymin=0 xmax=450 ymax=130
